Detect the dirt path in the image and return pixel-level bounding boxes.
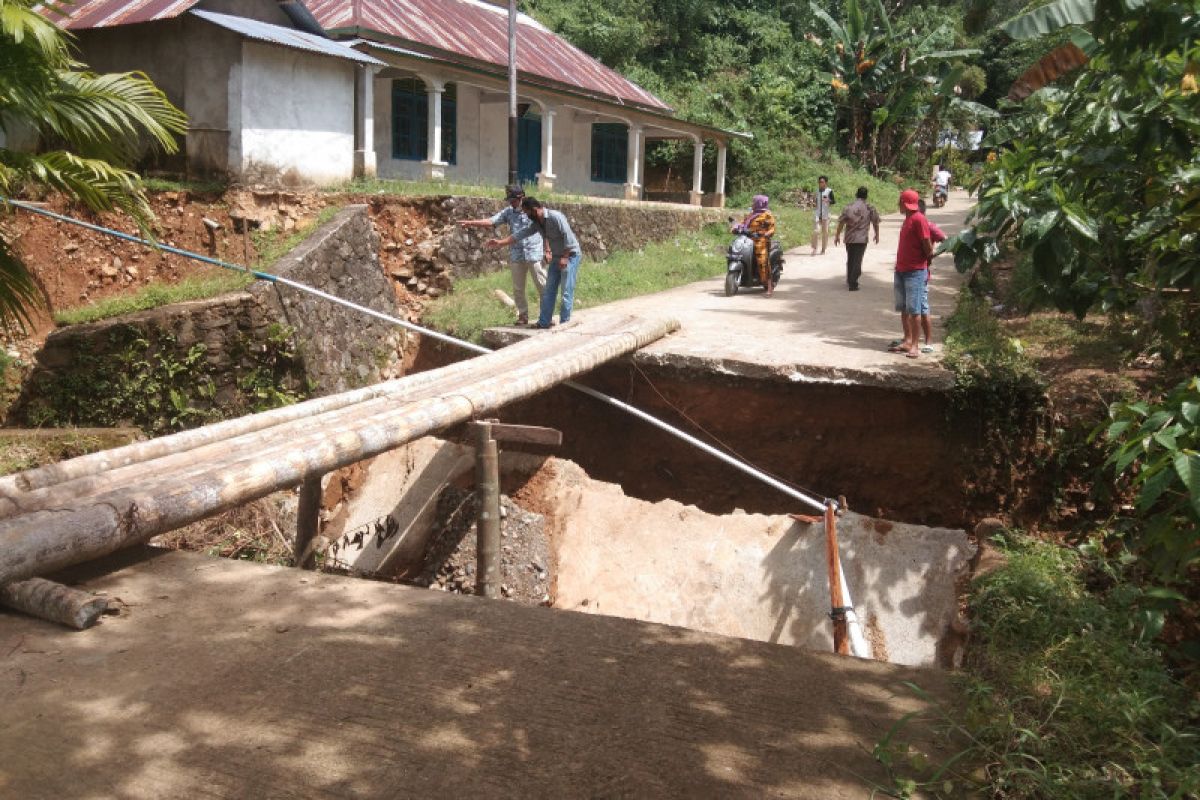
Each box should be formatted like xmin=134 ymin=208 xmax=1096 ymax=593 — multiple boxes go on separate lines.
xmin=569 ymin=190 xmax=973 ymax=390
xmin=0 ymin=548 xmax=955 ymax=799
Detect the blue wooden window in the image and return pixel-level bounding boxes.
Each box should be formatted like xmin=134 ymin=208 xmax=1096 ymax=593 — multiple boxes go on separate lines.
xmin=441 ymin=83 xmax=457 ymax=166
xmin=591 ymin=123 xmax=627 ymax=183
xmin=391 ymin=79 xmax=456 ymax=164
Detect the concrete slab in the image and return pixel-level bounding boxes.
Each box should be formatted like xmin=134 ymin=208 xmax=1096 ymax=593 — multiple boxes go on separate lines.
xmin=487 ymin=191 xmax=973 ymax=391
xmin=542 ymin=460 xmax=974 ymax=667
xmin=0 ymin=548 xmax=956 ymax=799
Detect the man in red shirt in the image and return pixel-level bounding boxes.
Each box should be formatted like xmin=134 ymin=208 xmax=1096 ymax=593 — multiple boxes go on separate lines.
xmin=890 ymin=189 xmax=933 ymax=358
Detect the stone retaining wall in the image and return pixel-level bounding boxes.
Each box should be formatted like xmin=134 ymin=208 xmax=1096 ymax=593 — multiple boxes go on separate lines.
xmin=426 ymin=197 xmax=725 ymax=280
xmin=8 ymin=205 xmax=402 ymax=432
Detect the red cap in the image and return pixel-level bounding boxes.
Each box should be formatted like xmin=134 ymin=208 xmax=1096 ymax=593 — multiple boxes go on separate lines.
xmin=899 ymin=189 xmax=920 ymax=212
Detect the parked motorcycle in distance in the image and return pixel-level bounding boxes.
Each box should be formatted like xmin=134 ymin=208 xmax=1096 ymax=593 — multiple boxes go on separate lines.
xmin=724 ymin=217 xmax=784 ymax=296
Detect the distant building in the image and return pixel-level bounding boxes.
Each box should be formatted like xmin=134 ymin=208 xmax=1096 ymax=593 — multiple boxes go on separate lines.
xmin=43 ymin=0 xmax=744 ymax=204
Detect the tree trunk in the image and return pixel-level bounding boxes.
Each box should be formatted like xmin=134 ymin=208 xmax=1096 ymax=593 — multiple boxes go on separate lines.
xmin=0 ymin=578 xmax=109 ymax=630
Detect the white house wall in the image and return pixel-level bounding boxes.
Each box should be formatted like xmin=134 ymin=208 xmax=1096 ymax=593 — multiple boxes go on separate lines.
xmin=368 ymin=69 xmax=649 ymax=198
xmin=237 ymin=41 xmax=356 ymax=185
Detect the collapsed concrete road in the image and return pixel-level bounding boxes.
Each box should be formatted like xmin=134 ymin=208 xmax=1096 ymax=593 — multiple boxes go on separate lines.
xmin=0 ymin=547 xmax=957 ymax=799
xmin=323 ymin=438 xmax=973 ymax=667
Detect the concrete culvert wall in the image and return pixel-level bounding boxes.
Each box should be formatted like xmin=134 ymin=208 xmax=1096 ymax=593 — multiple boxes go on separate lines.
xmin=317 ymin=436 xmax=973 ymax=668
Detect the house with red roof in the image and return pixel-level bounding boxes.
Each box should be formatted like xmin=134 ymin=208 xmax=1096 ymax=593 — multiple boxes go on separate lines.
xmin=42 ymin=0 xmax=743 ymax=204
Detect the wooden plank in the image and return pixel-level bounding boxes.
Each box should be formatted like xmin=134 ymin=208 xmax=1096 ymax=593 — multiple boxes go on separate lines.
xmin=824 ymin=503 xmax=849 ymax=656
xmin=486 ymin=422 xmax=562 ymax=447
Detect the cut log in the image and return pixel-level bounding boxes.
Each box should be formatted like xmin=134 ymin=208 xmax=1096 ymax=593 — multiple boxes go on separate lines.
xmin=0 ymin=578 xmax=109 ymax=630
xmin=492 ymin=289 xmax=516 ymax=309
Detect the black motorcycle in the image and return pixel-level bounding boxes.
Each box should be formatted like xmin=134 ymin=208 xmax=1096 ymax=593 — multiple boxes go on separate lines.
xmin=725 ymin=220 xmax=784 ymax=296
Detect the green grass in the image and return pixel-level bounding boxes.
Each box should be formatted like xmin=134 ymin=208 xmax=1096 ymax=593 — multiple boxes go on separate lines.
xmin=423 ymin=223 xmax=729 ymax=342
xmin=0 ymin=430 xmax=132 ymax=476
xmin=55 ymin=206 xmax=343 ymax=327
xmin=333 ymin=176 xmax=596 ymax=206
xmin=54 ymin=272 xmax=256 ymax=326
xmin=962 ymin=536 xmax=1200 ymax=797
xmin=250 ymin=204 xmax=342 ymax=269
xmin=142 ymin=176 xmax=229 ymax=195
xmin=874 ymin=536 xmax=1200 ymax=799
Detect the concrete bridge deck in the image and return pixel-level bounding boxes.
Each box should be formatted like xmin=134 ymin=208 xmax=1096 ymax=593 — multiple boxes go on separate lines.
xmin=0 ymin=547 xmax=955 ymax=799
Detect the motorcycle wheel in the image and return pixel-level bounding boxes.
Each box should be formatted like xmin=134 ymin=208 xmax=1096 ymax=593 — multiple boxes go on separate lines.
xmin=724 ymin=271 xmax=740 ymax=297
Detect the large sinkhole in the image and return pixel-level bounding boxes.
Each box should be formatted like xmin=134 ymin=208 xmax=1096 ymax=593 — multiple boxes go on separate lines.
xmin=308 ymin=339 xmax=983 ymax=669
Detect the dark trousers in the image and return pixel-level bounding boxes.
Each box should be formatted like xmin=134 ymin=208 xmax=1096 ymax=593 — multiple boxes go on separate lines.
xmin=845 ymin=242 xmax=867 ymax=288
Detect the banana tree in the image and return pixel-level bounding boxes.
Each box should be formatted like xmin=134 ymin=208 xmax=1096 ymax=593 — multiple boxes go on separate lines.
xmin=0 ymin=0 xmax=186 ymax=332
xmin=810 ymin=0 xmax=980 ymax=171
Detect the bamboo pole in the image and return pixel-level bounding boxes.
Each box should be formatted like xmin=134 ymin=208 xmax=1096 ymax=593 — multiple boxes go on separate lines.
xmin=0 ymin=316 xmax=677 ymax=585
xmin=471 ymin=422 xmax=501 ymax=598
xmin=825 ymin=501 xmax=850 ymax=656
xmin=0 ymin=578 xmax=109 ymax=630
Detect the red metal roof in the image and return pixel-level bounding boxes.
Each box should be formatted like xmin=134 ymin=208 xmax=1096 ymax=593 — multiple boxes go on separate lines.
xmin=41 ymin=0 xmax=673 ymax=113
xmin=37 ymin=0 xmax=201 ymax=29
xmin=305 ymin=0 xmax=673 ymax=112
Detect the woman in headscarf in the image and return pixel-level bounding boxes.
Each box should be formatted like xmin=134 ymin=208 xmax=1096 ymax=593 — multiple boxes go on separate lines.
xmin=733 ymin=194 xmax=777 ymax=296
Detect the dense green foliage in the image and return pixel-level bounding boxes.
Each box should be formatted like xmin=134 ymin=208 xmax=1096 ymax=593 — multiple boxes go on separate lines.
xmin=0 ymin=0 xmax=186 ymax=331
xmin=945 ymin=0 xmax=1199 ymax=333
xmin=1103 ymin=377 xmax=1200 ymax=585
xmin=522 ymin=0 xmax=993 ymax=199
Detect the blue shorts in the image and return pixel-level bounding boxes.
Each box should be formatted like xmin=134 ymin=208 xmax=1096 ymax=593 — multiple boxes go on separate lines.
xmin=894 ymin=270 xmax=926 ymax=315
xmin=920 ymin=271 xmax=930 ymax=315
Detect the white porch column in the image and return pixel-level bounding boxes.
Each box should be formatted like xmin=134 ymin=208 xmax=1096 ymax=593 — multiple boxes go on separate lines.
xmin=623 ymin=124 xmax=642 ymax=201
xmin=714 ymin=141 xmax=728 ymax=207
xmin=689 ymin=137 xmax=704 ymax=206
xmin=353 ymin=65 xmax=378 ymax=179
xmin=424 ymin=78 xmax=446 ymax=180
xmin=537 ymin=107 xmax=556 ymax=191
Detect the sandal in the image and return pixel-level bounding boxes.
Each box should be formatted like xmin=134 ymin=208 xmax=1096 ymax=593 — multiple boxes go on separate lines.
xmin=888 ymin=339 xmax=903 ymax=348
xmin=920 ymin=345 xmax=934 ymax=354
xmin=887 ymin=344 xmax=907 ymax=353
xmin=905 ymin=350 xmax=920 ymax=359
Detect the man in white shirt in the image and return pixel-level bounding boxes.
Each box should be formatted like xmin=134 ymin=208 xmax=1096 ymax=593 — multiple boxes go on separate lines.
xmin=810 ymin=175 xmax=835 ymax=256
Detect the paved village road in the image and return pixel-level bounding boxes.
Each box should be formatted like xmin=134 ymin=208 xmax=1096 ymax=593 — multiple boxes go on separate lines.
xmin=574 ymin=189 xmax=974 ymax=391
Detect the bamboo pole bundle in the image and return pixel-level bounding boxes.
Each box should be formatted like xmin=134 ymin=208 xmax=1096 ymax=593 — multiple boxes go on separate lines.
xmin=0 ymin=315 xmax=677 ymax=585
xmin=0 ymin=314 xmax=650 ymax=520
xmin=0 ymin=315 xmax=635 ymax=502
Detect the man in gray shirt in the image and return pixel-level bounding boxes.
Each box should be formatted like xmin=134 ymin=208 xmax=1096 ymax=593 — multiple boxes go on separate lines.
xmin=459 ymin=184 xmax=546 ymax=326
xmin=833 ymin=186 xmax=881 ymax=291
xmin=486 ymin=197 xmax=581 ymax=329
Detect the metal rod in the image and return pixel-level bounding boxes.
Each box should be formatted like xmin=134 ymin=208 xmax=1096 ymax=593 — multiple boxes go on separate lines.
xmin=472 ymin=422 xmax=501 ymax=598
xmin=563 ymin=380 xmax=827 ymax=513
xmin=825 ymin=502 xmax=850 ymax=656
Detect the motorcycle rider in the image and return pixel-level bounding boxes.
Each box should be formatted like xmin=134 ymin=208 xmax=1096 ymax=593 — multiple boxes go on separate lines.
xmin=931 ymin=163 xmax=952 ymax=206
xmin=732 ymin=194 xmax=777 ymax=296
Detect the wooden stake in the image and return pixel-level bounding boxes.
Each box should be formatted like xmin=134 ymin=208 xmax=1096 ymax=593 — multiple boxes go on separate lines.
xmin=472 ymin=422 xmax=501 ymax=598
xmin=825 ymin=501 xmax=849 ymax=656
xmin=293 ymin=473 xmax=323 ymax=569
xmin=0 ymin=578 xmax=109 ymax=630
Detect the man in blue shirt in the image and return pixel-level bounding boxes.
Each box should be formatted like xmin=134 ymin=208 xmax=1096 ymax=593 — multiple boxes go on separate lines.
xmin=486 ymin=197 xmax=581 ymax=329
xmin=459 ymin=184 xmax=546 ymax=326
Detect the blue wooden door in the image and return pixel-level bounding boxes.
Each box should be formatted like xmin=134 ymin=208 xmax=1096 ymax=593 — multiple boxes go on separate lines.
xmin=517 ymin=112 xmax=541 ymax=186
